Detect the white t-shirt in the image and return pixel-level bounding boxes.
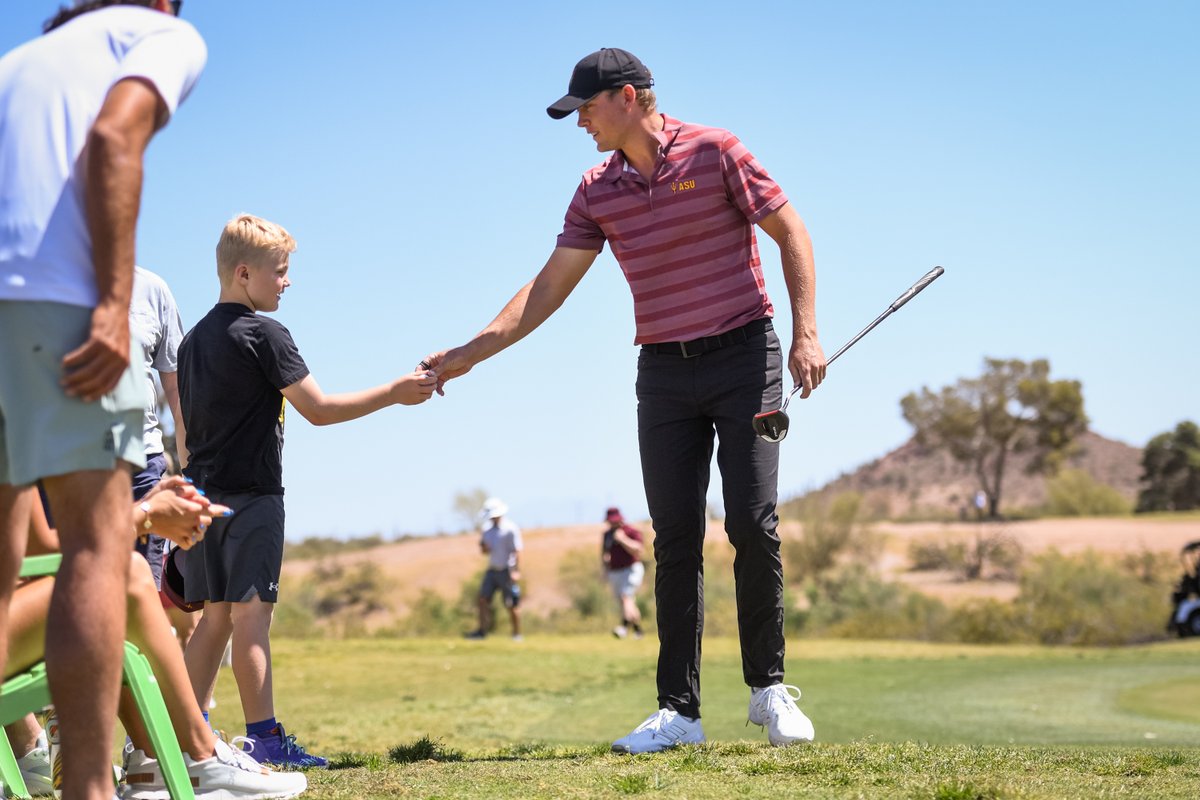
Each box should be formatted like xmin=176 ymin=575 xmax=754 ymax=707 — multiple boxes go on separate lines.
xmin=0 ymin=7 xmax=206 ymax=307
xmin=131 ymin=266 xmax=183 ymax=455
xmin=482 ymin=518 xmax=523 ymax=570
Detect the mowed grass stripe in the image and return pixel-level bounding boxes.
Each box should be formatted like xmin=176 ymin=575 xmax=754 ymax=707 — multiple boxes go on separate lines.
xmin=213 ymin=637 xmax=1200 ymax=750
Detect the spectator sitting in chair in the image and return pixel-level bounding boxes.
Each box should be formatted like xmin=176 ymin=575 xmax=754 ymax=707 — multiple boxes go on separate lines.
xmin=4 ymin=482 xmax=307 ymax=800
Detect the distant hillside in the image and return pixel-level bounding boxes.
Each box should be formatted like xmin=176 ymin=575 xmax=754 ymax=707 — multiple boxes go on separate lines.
xmin=789 ymin=430 xmax=1143 ymax=519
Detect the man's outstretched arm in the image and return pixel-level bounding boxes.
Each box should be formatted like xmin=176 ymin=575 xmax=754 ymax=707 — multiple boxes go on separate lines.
xmin=421 ymin=246 xmax=599 ymax=392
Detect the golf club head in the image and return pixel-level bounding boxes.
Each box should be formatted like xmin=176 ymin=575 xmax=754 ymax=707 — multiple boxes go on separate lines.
xmin=753 ymin=408 xmax=790 ymax=443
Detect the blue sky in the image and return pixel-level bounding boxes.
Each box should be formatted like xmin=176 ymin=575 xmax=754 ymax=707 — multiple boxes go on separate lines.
xmin=3 ymin=1 xmax=1196 ymax=536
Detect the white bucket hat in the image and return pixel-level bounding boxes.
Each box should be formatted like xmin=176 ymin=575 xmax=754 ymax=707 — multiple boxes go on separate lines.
xmin=480 ymin=497 xmax=508 ymax=519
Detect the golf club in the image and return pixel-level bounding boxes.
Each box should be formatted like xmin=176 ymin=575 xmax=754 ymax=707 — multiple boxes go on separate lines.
xmin=752 ymin=265 xmax=946 ymax=443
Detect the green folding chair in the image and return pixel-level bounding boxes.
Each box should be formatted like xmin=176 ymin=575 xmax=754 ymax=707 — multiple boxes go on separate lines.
xmin=1 ymin=555 xmax=195 ymax=800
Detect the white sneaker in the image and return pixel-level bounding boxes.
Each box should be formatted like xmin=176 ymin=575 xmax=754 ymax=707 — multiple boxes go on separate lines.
xmin=611 ymin=709 xmax=705 ymax=754
xmin=612 ymin=625 xmax=628 ymax=639
xmin=17 ymin=732 xmax=53 ymax=796
xmin=748 ymin=684 xmax=815 ymax=746
xmin=122 ymin=739 xmax=307 ymax=800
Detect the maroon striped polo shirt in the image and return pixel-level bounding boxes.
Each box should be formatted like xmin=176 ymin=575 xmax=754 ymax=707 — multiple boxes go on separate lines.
xmin=556 ymin=114 xmax=788 ymax=344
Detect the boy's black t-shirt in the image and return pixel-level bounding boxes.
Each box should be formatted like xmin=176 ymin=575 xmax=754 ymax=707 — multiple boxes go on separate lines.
xmin=178 ymin=303 xmax=310 ymax=494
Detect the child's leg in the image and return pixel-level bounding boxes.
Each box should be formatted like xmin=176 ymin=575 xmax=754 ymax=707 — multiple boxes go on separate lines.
xmin=3 ymin=574 xmax=53 ymax=678
xmin=0 ymin=485 xmax=33 ymax=682
xmin=230 ymin=597 xmax=275 ymax=724
xmin=4 ymin=714 xmax=42 ymax=757
xmin=183 ymin=602 xmax=233 ymax=712
xmin=121 ymin=553 xmax=214 ymax=760
xmin=166 ymin=605 xmax=199 ymax=650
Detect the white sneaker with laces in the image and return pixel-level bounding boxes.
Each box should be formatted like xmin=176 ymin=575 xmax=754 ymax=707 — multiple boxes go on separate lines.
xmin=611 ymin=708 xmax=705 ymax=754
xmin=121 ymin=738 xmax=307 ymax=800
xmin=748 ymin=684 xmax=815 ymax=746
xmin=16 ymin=731 xmax=53 ymax=796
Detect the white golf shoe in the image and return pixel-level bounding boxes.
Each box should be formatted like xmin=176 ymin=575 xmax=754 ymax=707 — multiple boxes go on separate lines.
xmin=122 ymin=738 xmax=307 ymax=799
xmin=611 ymin=708 xmax=705 ymax=754
xmin=748 ymin=684 xmax=815 ymax=746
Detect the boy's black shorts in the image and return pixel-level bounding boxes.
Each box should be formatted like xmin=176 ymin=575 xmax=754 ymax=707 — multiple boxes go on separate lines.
xmin=184 ymin=491 xmax=285 ymax=604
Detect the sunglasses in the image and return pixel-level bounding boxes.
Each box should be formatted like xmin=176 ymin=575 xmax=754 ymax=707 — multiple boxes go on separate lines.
xmin=170 ymin=0 xmax=182 ymax=16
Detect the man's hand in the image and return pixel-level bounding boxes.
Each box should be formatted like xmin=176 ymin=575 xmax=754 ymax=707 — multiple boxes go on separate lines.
xmin=418 ymin=347 xmax=475 ymax=396
xmin=61 ymin=301 xmax=131 ymax=401
xmin=788 ymin=336 xmax=827 ymax=400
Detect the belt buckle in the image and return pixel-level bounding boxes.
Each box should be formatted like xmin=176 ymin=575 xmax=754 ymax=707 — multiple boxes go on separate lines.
xmin=679 ymin=339 xmax=702 ymax=358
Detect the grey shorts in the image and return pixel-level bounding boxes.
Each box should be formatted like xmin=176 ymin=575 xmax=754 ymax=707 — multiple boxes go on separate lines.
xmin=0 ymin=301 xmax=146 ymax=485
xmin=184 ymin=491 xmax=285 ymax=604
xmin=608 ymin=561 xmax=645 ymax=599
xmin=480 ymin=568 xmax=519 ymax=608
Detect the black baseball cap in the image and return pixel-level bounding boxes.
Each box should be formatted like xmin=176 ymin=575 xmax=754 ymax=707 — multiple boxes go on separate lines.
xmin=546 ymin=48 xmax=653 ymax=120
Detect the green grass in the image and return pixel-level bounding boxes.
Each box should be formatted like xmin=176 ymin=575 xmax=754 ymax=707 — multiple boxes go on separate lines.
xmin=203 ymin=636 xmax=1200 ymax=798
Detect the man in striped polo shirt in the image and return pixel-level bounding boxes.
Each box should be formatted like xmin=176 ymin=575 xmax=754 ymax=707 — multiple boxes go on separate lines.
xmin=423 ymin=47 xmax=826 ymax=754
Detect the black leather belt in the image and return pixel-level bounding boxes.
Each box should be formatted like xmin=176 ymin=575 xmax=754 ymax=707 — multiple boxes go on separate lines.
xmin=642 ymin=317 xmax=772 ymax=358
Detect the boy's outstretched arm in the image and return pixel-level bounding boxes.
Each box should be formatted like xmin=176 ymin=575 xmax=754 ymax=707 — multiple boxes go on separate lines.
xmin=420 ymin=246 xmax=598 ymax=393
xmin=281 ymin=371 xmax=436 ymax=427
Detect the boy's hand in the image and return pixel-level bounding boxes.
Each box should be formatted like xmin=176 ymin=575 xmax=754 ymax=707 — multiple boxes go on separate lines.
xmin=393 ymin=369 xmax=438 ymax=406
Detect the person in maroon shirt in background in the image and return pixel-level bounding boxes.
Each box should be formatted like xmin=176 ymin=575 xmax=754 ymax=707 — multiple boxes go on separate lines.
xmin=423 ymin=47 xmax=826 ymax=754
xmin=602 ymin=507 xmax=645 ymax=640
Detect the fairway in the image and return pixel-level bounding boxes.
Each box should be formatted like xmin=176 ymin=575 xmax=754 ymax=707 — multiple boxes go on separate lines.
xmin=201 ymin=636 xmax=1200 ymax=798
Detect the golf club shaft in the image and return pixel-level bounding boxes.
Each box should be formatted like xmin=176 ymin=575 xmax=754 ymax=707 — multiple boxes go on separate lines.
xmin=781 ymin=266 xmax=945 ymax=410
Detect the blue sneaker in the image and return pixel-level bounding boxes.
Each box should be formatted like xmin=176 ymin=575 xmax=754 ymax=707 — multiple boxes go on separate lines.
xmin=243 ymin=723 xmax=329 ymax=770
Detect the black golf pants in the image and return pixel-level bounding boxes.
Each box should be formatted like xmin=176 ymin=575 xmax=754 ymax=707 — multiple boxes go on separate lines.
xmin=636 ymin=321 xmax=786 ymax=720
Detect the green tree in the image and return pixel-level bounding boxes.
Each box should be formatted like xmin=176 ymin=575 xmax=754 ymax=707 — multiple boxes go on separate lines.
xmin=900 ymin=358 xmax=1087 ymax=518
xmin=451 ymin=488 xmax=489 ymax=531
xmin=1136 ymin=420 xmax=1200 ymax=512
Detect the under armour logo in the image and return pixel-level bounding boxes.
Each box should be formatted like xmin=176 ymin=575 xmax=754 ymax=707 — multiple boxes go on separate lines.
xmin=269 ymin=582 xmax=280 ymax=591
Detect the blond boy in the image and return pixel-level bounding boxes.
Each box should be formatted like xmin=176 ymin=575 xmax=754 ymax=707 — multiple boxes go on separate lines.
xmin=178 ymin=214 xmax=435 ymax=767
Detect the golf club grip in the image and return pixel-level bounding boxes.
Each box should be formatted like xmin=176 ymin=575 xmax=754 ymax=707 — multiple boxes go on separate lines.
xmin=889 ymin=266 xmax=944 ymax=311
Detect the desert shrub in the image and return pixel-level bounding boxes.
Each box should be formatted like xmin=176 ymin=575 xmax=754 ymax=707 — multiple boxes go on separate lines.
xmin=274 ymin=560 xmax=391 ymax=638
xmin=784 ymin=492 xmax=879 ymax=583
xmin=908 ymin=538 xmax=968 ymax=571
xmin=792 ymin=563 xmax=949 ymax=640
xmin=700 ymin=542 xmax=739 ymax=636
xmin=1043 ymin=468 xmax=1133 ymax=516
xmin=906 ymin=530 xmax=1022 ymax=581
xmin=389 ymin=588 xmax=472 ymax=636
xmin=944 ymin=599 xmax=1027 ymax=644
xmin=559 ymin=546 xmax=611 ymax=619
xmin=1013 ymin=550 xmax=1172 ymax=645
xmin=272 ymin=595 xmax=319 ymax=638
xmin=284 ymin=533 xmax=387 ymax=561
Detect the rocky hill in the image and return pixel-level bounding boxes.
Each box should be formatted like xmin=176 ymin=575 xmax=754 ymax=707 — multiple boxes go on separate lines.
xmin=791 ymin=430 xmax=1144 ymax=519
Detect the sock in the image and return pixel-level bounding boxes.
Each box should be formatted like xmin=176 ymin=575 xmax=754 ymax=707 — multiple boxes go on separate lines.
xmin=246 ymin=717 xmax=278 ymax=737
xmin=632 ymin=621 xmax=642 ymax=633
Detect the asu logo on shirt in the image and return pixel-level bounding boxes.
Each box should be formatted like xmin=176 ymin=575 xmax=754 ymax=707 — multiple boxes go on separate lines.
xmin=671 ymin=179 xmax=697 ymax=194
